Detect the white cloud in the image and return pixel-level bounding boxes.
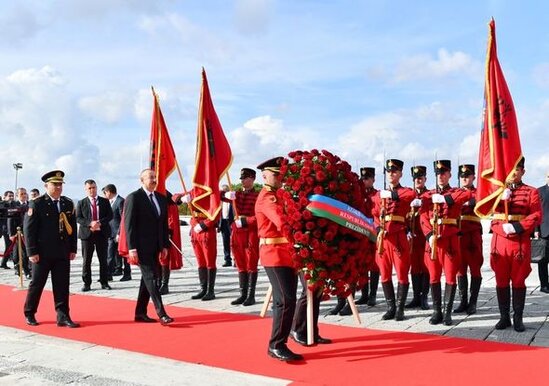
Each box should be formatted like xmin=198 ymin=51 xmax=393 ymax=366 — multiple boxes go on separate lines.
xmin=234 ymin=0 xmax=272 ymax=35
xmin=78 ymin=92 xmax=134 ymax=124
xmin=392 ymin=48 xmax=482 ymax=83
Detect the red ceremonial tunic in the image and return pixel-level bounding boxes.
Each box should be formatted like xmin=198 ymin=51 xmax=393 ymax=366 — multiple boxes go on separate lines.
xmin=490 ymin=182 xmax=542 ymax=288
xmin=408 ymin=187 xmax=429 ymax=274
xmin=458 ymin=186 xmax=483 ymax=277
xmin=230 ymin=189 xmax=260 ymax=272
xmin=255 ymin=185 xmax=293 ymax=268
xmin=189 ymin=201 xmax=218 ymax=269
xmin=372 ymin=185 xmax=415 ymax=283
xmin=419 ymin=185 xmax=472 ymax=284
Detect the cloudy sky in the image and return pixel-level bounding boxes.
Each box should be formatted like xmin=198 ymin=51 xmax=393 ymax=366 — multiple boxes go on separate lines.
xmin=1 ymin=0 xmax=548 ymax=199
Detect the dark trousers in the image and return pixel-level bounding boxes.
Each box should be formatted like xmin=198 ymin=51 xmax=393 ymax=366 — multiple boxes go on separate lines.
xmin=12 ymin=239 xmax=30 ymax=275
xmin=292 ymin=273 xmax=321 ymax=338
xmin=81 ymin=233 xmax=109 ymax=285
xmin=108 ymin=238 xmax=130 ymax=276
xmin=264 ymin=266 xmax=298 ymax=349
xmin=220 ymin=219 xmax=231 ymax=263
xmin=24 ymin=258 xmax=70 ymax=320
xmin=538 ymin=238 xmax=549 ymax=288
xmin=135 ymin=263 xmax=167 ymax=318
xmin=1 ymin=230 xmax=11 ymax=266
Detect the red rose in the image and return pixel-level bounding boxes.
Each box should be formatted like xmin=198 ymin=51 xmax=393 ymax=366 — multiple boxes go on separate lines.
xmin=313 ymin=185 xmax=324 ymax=195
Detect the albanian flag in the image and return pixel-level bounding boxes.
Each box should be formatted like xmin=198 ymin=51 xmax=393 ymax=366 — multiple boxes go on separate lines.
xmin=150 ymin=88 xmax=177 ymax=195
xmin=474 ymin=19 xmax=523 ymax=218
xmin=191 ymin=69 xmax=233 ymax=221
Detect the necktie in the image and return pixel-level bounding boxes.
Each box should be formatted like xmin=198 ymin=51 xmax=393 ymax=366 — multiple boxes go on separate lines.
xmin=92 ymin=197 xmax=98 ymax=221
xmin=149 ymin=194 xmax=159 ymax=217
xmin=53 ymin=199 xmax=60 ymax=213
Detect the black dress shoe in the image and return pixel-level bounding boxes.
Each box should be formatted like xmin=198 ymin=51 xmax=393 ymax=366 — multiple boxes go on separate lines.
xmin=315 ymin=336 xmax=332 ymax=344
xmin=540 ymin=286 xmax=549 ymax=294
xmin=57 ymin=318 xmax=80 ymax=328
xmin=120 ymin=275 xmax=132 ymax=282
xmin=134 ymin=315 xmax=156 ymax=323
xmin=268 ymin=345 xmax=303 ymax=362
xmin=81 ymin=285 xmax=91 ymax=292
xmin=222 ymin=262 xmax=232 ymax=267
xmin=25 ymin=315 xmax=39 ymax=326
xmin=290 ymin=331 xmax=309 ymax=346
xmin=112 ymin=269 xmax=123 ymax=276
xmin=1 ymin=264 xmax=11 ymax=269
xmin=101 ymin=283 xmax=112 ymax=290
xmin=159 ymin=315 xmax=174 ymax=325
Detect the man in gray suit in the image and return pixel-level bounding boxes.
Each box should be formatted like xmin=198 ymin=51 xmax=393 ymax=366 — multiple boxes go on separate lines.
xmin=103 ymin=184 xmax=130 ymax=281
xmin=536 ymin=172 xmax=549 ymax=293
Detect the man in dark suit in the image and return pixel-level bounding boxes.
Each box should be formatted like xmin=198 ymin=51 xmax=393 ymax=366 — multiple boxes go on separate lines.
xmin=102 ymin=184 xmax=130 ymax=281
xmin=1 ymin=190 xmax=15 ymax=269
xmin=23 ymin=170 xmax=79 ymax=328
xmin=124 ymin=169 xmax=173 ymax=325
xmin=536 ymin=172 xmax=549 ymax=293
xmin=8 ymin=187 xmax=31 ymax=278
xmin=76 ymin=179 xmax=113 ymax=291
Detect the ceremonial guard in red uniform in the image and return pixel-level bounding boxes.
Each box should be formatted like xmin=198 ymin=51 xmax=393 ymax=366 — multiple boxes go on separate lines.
xmin=454 ymin=165 xmax=483 ymax=315
xmin=355 ymin=167 xmax=380 ymax=307
xmin=420 ymin=160 xmax=472 ymax=325
xmin=184 ymin=191 xmax=219 ymax=301
xmin=490 ymin=158 xmax=541 ymax=332
xmin=255 ymin=157 xmax=302 ymax=362
xmin=372 ymin=159 xmax=414 ymax=321
xmin=405 ymin=166 xmax=430 ymax=310
xmin=225 ymin=168 xmax=260 ymax=306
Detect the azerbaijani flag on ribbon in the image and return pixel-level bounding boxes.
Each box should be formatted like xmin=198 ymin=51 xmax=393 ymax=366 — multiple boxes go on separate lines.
xmin=306 ymin=194 xmax=377 ymax=242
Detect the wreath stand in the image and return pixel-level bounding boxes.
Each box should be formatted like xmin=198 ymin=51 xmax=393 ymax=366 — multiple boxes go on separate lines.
xmin=260 ymin=284 xmax=361 ymax=345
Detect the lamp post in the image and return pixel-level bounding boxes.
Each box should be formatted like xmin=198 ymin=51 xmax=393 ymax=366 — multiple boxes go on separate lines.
xmin=13 ymin=163 xmax=23 ymax=192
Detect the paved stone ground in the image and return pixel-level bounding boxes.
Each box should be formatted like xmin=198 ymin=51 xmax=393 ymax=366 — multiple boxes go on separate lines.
xmin=1 ymin=221 xmax=549 ymax=384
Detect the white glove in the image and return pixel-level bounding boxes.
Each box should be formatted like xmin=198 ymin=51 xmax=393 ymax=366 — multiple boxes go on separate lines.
xmin=182 ymin=194 xmax=192 ymax=204
xmin=502 ymin=223 xmax=516 ymax=235
xmin=501 ymin=188 xmax=512 ymax=201
xmin=224 ymin=191 xmax=236 ymax=200
xmin=431 ymin=193 xmax=445 ymax=204
xmin=406 ymin=232 xmax=413 ymax=241
xmin=410 ymin=198 xmax=422 ymax=208
xmin=193 ymin=223 xmax=203 ymax=233
xmin=380 ymin=190 xmax=392 ymax=199
xmin=115 ymin=234 xmax=119 ymax=243
xmin=235 ymin=219 xmax=243 ymax=228
xmin=428 ymin=235 xmax=434 ymax=250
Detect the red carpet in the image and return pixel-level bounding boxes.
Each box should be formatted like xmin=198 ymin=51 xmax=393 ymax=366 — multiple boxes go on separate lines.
xmin=1 ymin=284 xmax=547 ymax=386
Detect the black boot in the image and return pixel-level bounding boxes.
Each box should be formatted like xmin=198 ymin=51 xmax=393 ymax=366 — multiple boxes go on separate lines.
xmin=355 ymin=283 xmax=369 ymax=305
xmin=367 ymin=272 xmax=380 ymax=306
xmin=243 ymin=271 xmax=258 ymax=306
xmin=466 ymin=277 xmax=482 ymax=315
xmin=453 ymin=275 xmax=468 ymax=313
xmin=231 ymin=272 xmax=249 ymax=305
xmin=381 ymin=281 xmax=396 ymax=320
xmin=429 ymin=283 xmax=443 ymax=325
xmin=495 ymin=286 xmax=512 ymax=330
xmin=405 ymin=274 xmax=421 ymax=309
xmin=191 ymin=267 xmax=208 ymax=299
xmin=0 ymin=257 xmax=10 ymax=269
xmin=443 ymin=283 xmax=457 ymax=326
xmin=420 ymin=273 xmax=430 ymax=310
xmin=512 ymin=287 xmax=526 ymax=332
xmin=202 ymin=268 xmax=217 ymax=301
xmin=327 ymin=297 xmax=345 ymax=315
xmin=339 ymin=289 xmax=355 ymax=316
xmin=159 ymin=266 xmax=170 ymax=295
xmin=395 ymin=283 xmax=409 ymax=321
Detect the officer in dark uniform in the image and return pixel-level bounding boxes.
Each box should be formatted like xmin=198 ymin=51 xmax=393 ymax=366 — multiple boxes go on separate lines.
xmin=23 ymin=170 xmax=79 ymax=328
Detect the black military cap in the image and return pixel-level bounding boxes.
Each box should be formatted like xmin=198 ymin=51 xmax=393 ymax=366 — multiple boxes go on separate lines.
xmin=41 ymin=170 xmax=65 ymax=183
xmin=240 ymin=168 xmax=256 ymax=179
xmin=434 ymin=160 xmax=451 ymax=175
xmin=257 ymin=157 xmax=284 ymax=173
xmin=411 ymin=165 xmax=427 ymax=178
xmin=360 ymin=167 xmax=375 ymax=179
xmin=458 ymin=164 xmax=475 ymax=177
xmin=385 ymin=159 xmax=403 ymax=172
xmin=517 ymin=156 xmax=525 ymax=168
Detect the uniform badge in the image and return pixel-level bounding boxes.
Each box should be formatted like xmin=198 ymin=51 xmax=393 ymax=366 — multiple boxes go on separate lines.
xmin=461 ymin=166 xmax=468 ymax=173
xmin=413 ymin=167 xmax=419 ymax=173
xmin=27 ymin=208 xmax=33 ymax=216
